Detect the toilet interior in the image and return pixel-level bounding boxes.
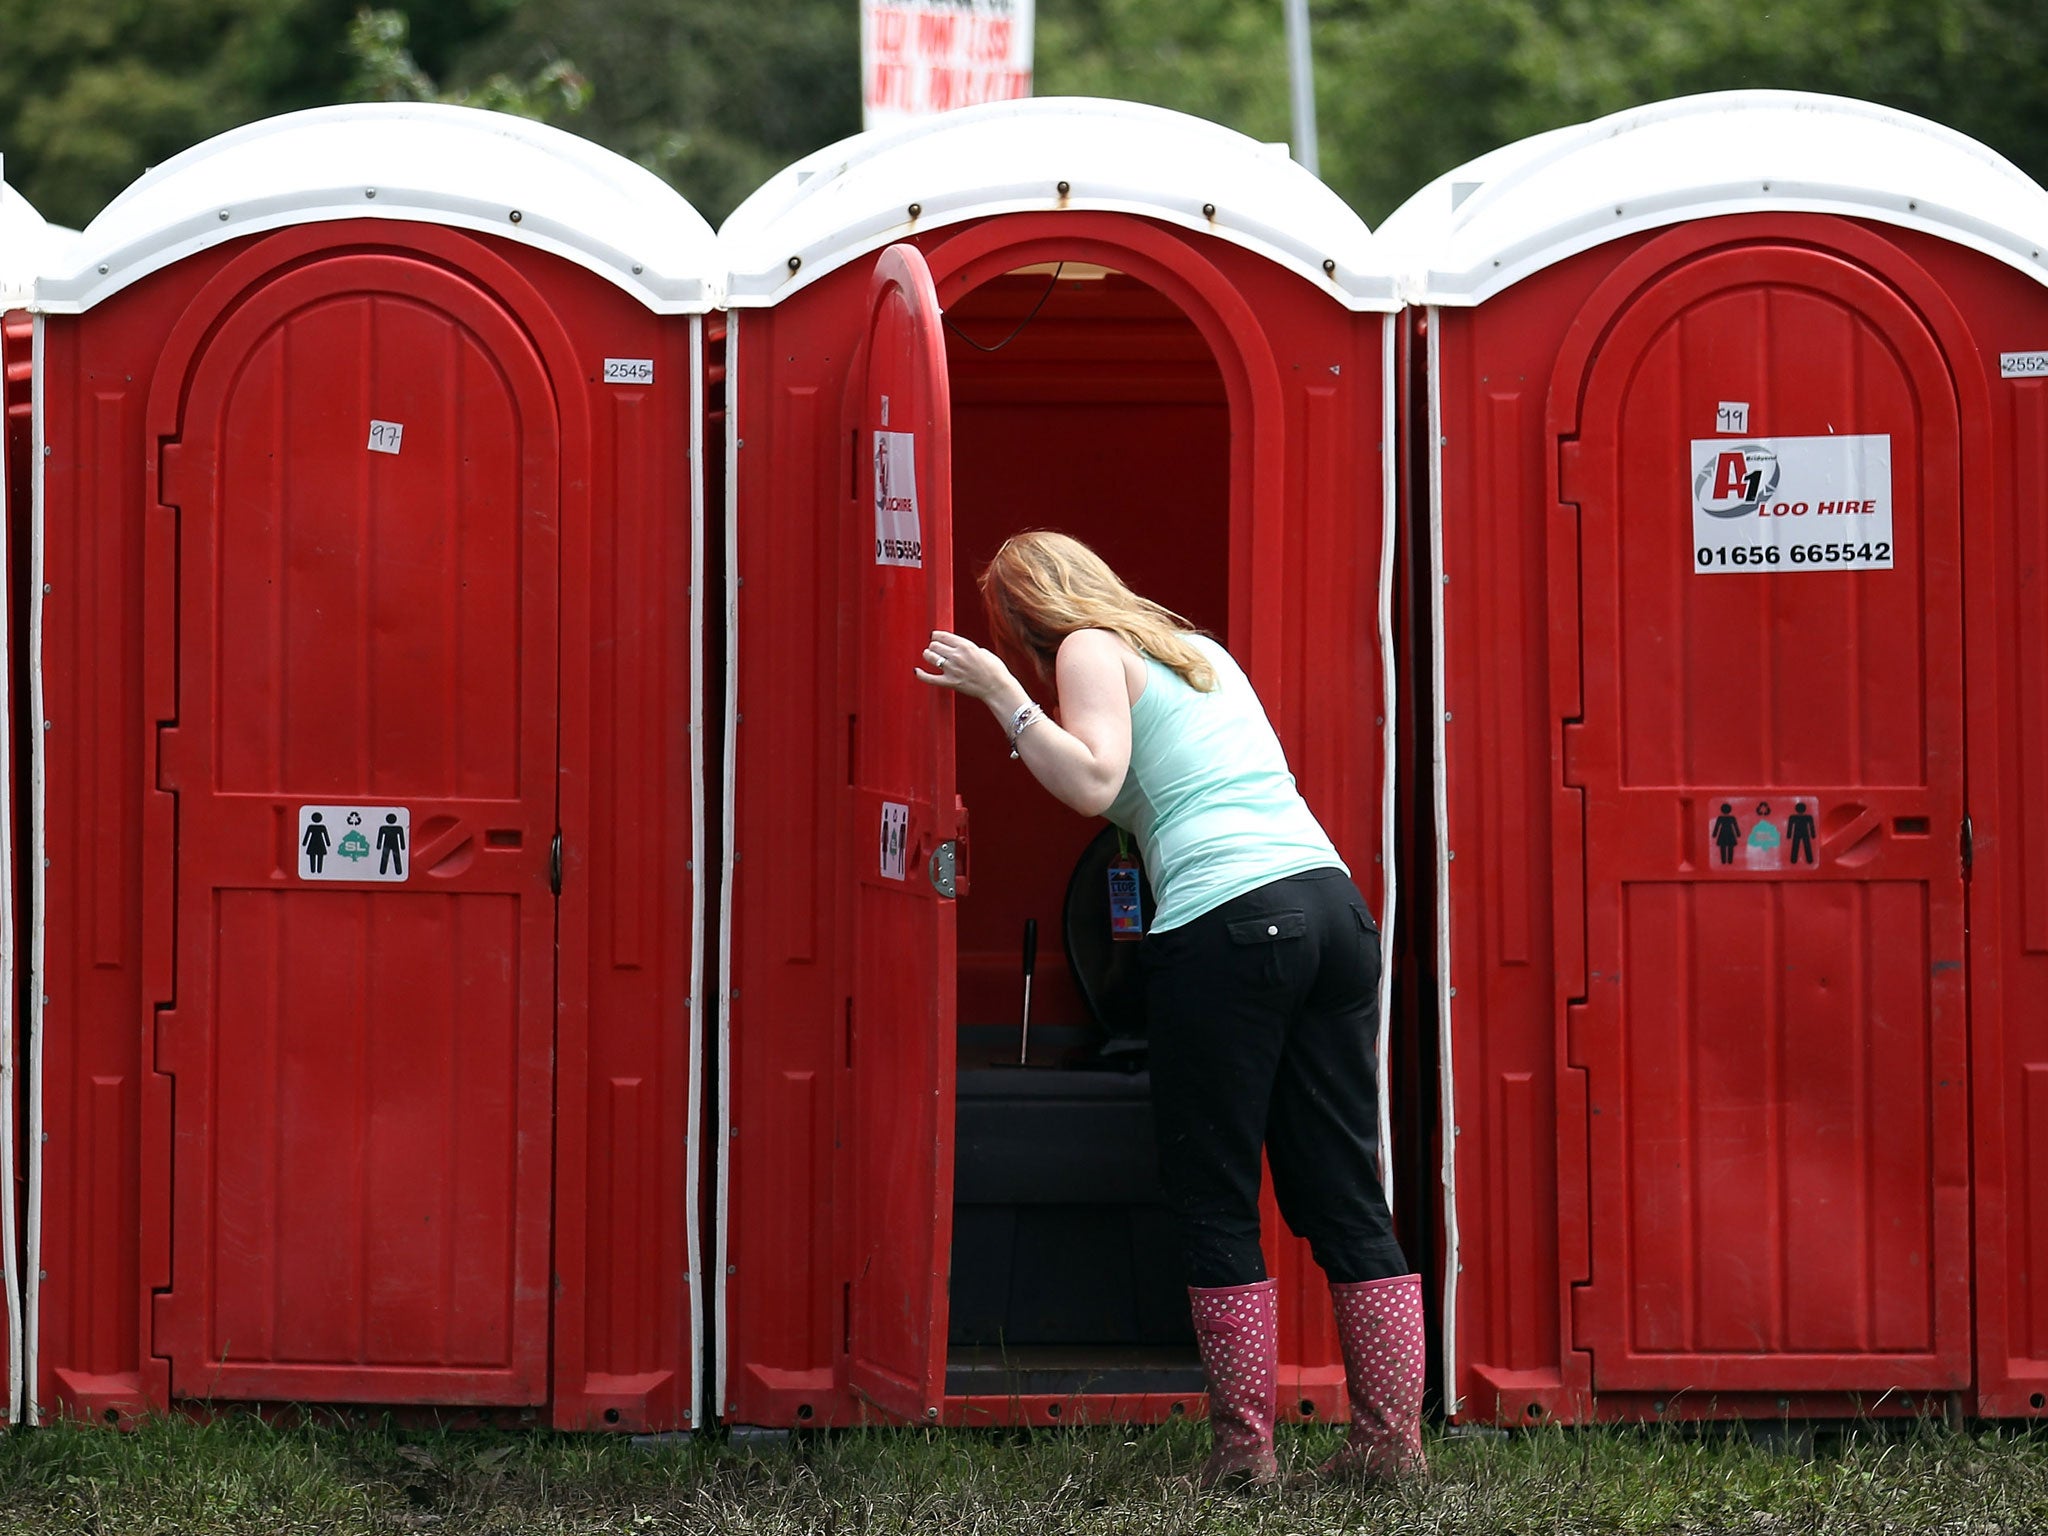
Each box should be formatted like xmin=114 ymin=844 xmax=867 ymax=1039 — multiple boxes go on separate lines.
xmin=942 ymin=263 xmax=1228 ymax=1397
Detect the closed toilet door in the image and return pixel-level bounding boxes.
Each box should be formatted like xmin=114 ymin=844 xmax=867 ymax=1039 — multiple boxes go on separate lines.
xmin=1556 ymin=242 xmax=1971 ymax=1395
xmin=150 ymin=253 xmax=562 ymax=1405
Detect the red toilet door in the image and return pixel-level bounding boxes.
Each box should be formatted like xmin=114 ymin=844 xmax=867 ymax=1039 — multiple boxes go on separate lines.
xmin=843 ymin=244 xmax=961 ymax=1422
xmin=1558 ymin=242 xmax=1971 ymax=1394
xmin=150 ymin=254 xmax=562 ymax=1404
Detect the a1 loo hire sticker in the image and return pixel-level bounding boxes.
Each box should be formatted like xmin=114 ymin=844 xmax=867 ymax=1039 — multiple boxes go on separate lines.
xmin=299 ymin=805 xmax=410 ymax=882
xmin=1691 ymin=434 xmax=1893 ymax=574
xmin=873 ymin=430 xmax=922 ymax=567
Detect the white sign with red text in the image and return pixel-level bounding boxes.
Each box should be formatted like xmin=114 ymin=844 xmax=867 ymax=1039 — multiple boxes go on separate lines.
xmin=873 ymin=430 xmax=923 ymax=567
xmin=1690 ymin=434 xmax=1893 ymax=574
xmin=862 ymin=0 xmax=1033 ymax=131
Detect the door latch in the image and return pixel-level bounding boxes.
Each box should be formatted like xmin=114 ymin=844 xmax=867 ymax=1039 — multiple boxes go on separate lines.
xmin=928 ymin=839 xmax=958 ymax=899
xmin=550 ymin=831 xmax=564 ymax=895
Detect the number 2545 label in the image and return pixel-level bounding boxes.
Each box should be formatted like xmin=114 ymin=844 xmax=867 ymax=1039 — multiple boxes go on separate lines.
xmin=603 ymin=358 xmax=655 ymax=385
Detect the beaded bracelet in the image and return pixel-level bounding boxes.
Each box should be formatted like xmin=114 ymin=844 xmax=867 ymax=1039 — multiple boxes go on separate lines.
xmin=1007 ymin=700 xmax=1046 ymax=759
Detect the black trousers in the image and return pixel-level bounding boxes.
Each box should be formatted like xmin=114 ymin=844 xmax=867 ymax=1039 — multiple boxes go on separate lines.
xmin=1144 ymin=867 xmax=1409 ymax=1289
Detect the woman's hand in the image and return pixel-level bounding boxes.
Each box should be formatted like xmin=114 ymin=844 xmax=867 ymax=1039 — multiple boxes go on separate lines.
xmin=915 ymin=630 xmax=1027 ymax=711
xmin=917 ymin=627 xmax=1135 ymax=818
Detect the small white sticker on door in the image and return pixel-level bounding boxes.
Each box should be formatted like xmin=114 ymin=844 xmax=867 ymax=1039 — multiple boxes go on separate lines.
xmin=1715 ymin=401 xmax=1750 ymax=433
xmin=367 ymin=420 xmax=405 ymax=455
xmin=879 ymin=801 xmax=910 ymax=881
xmin=300 ymin=805 xmax=411 ymax=882
xmin=1706 ymin=796 xmax=1822 ymax=873
xmin=603 ymin=358 xmax=655 ymax=385
xmin=873 ymin=430 xmax=922 ymax=567
xmin=2000 ymin=351 xmax=2048 ymax=379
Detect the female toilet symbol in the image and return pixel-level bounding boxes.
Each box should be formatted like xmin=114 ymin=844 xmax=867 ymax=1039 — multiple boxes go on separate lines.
xmin=1711 ymin=803 xmax=1741 ymax=865
xmin=301 ymin=812 xmax=331 ymax=873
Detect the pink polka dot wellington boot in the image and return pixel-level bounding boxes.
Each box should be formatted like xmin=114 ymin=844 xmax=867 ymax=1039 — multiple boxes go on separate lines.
xmin=1321 ymin=1272 xmax=1429 ymax=1482
xmin=1186 ymin=1279 xmax=1280 ymax=1489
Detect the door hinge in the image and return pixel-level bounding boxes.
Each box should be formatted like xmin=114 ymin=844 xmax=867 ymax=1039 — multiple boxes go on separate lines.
xmin=1960 ymin=814 xmax=1973 ymax=879
xmin=928 ymin=839 xmax=958 ymax=899
xmin=550 ymin=830 xmax=564 ymax=895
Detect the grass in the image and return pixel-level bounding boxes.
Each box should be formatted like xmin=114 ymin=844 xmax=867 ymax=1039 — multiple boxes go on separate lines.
xmin=0 ymin=1413 xmax=2041 ymax=1535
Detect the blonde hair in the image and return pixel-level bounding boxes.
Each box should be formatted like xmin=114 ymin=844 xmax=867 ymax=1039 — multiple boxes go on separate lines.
xmin=979 ymin=531 xmax=1217 ymax=692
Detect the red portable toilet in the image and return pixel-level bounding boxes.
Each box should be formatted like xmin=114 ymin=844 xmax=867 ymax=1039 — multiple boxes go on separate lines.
xmin=25 ymin=105 xmax=716 ymax=1430
xmin=1382 ymin=89 xmax=2048 ymax=1424
xmin=715 ymin=98 xmax=1405 ymax=1428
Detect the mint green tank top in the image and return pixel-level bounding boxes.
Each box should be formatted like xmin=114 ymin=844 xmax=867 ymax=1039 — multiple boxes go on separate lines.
xmin=1101 ymin=634 xmax=1345 ymax=933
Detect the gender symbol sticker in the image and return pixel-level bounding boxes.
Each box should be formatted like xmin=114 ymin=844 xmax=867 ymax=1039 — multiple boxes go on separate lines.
xmin=299 ymin=805 xmax=411 ymax=882
xmin=1705 ymin=796 xmax=1822 ymax=873
xmin=879 ymin=801 xmax=910 ymax=881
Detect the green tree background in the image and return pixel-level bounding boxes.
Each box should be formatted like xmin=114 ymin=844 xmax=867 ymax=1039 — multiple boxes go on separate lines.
xmin=1 ymin=0 xmax=2042 ymax=232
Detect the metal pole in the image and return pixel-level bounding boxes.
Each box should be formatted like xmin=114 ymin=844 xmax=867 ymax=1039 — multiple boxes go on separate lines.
xmin=1284 ymin=0 xmax=1319 ymax=177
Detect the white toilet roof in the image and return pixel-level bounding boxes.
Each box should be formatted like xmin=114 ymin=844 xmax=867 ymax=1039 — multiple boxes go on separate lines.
xmin=721 ymin=97 xmax=1396 ymax=312
xmin=35 ymin=103 xmax=719 ymax=314
xmin=1377 ymin=90 xmax=2048 ymax=305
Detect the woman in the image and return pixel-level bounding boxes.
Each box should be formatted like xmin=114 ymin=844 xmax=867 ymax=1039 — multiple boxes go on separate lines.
xmin=916 ymin=531 xmax=1425 ymax=1488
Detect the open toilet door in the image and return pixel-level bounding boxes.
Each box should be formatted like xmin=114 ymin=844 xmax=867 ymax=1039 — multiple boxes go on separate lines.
xmin=844 ymin=243 xmax=961 ymax=1420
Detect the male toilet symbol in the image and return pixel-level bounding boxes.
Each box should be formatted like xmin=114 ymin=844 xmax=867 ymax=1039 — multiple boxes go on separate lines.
xmin=1787 ymin=801 xmax=1817 ymax=865
xmin=377 ymin=813 xmax=407 ymax=877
